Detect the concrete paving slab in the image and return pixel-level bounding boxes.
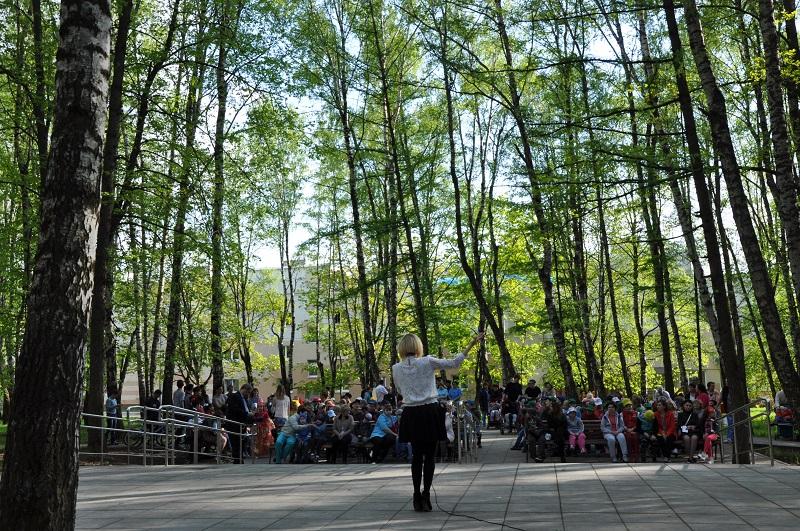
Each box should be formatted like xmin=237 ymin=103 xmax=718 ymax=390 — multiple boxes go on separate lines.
xmin=71 ymin=430 xmax=798 ymax=531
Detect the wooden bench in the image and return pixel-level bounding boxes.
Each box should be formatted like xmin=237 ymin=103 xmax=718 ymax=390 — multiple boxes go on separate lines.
xmin=582 ymin=420 xmax=605 ymax=454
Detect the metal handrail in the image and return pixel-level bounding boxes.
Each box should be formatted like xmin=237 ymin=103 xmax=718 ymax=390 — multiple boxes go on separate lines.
xmin=455 ymin=401 xmax=479 ymax=463
xmin=720 ymin=397 xmax=773 ymax=466
xmin=79 ymin=405 xmax=258 ymax=466
xmin=159 ymin=404 xmax=258 ymax=464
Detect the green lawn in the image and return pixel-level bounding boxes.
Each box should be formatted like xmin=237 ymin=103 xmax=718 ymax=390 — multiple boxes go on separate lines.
xmin=749 ymin=409 xmax=774 ymax=438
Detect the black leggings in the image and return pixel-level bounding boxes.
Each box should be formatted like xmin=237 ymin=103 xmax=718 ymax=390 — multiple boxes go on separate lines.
xmin=411 ymin=440 xmax=437 ymax=494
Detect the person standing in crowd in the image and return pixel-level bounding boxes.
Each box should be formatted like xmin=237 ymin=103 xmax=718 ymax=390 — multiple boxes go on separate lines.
xmin=375 ymin=380 xmax=389 ymax=404
xmin=273 ymin=384 xmax=290 ymax=428
xmin=775 ymin=389 xmax=787 ymax=408
xmin=541 ymin=382 xmax=556 ymax=400
xmin=144 ymin=389 xmax=162 ymax=427
xmin=504 ymin=374 xmax=523 ymax=429
xmin=707 ymin=381 xmax=721 ymax=407
xmin=183 ymin=383 xmax=194 ymax=409
xmin=505 ymin=375 xmax=523 ymax=404
xmin=721 ymin=385 xmax=733 ymax=443
xmin=212 ymin=386 xmax=227 ymax=412
xmin=654 ymin=386 xmax=671 ymax=403
xmin=695 ymin=384 xmax=710 ymax=408
xmin=478 ymin=383 xmax=490 ymax=427
xmin=525 ymin=379 xmax=541 ymax=400
xmin=172 ymin=380 xmax=185 ymax=407
xmin=392 ymin=331 xmax=483 ymax=512
xmin=362 ymin=386 xmax=373 ymax=401
xmin=489 ymin=382 xmax=503 ymax=404
xmin=105 ymin=388 xmax=120 ymax=445
xmin=225 ymin=383 xmax=255 ymax=463
xmin=688 ymin=382 xmax=698 ymax=402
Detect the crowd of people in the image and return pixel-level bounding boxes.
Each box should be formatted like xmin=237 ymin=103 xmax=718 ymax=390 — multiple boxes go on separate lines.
xmin=125 ymin=372 xmax=741 ymax=467
xmin=491 ymin=375 xmax=728 ymax=464
xmin=139 ymin=378 xmax=476 ymax=465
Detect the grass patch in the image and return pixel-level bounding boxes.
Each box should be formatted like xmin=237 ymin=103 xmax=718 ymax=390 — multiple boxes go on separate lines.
xmin=0 ymin=422 xmax=6 ymax=452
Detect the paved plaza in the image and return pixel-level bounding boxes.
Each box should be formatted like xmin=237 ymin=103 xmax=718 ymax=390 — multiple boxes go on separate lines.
xmin=75 ymin=431 xmax=800 ymax=530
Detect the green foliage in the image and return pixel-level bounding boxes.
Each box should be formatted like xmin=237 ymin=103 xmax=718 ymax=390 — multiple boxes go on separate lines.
xmin=0 ymin=0 xmax=796 ymax=408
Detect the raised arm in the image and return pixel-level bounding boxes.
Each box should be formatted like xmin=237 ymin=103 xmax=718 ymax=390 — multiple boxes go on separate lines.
xmin=428 ymin=332 xmax=484 ymax=371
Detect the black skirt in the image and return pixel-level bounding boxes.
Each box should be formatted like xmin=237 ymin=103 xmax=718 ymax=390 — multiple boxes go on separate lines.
xmin=399 ymin=402 xmax=446 ymax=443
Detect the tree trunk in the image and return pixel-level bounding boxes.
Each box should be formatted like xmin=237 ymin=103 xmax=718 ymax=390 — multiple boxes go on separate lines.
xmin=711 ymin=170 xmax=748 ymax=374
xmin=210 ymin=0 xmax=232 ymax=393
xmin=575 ymin=58 xmax=606 ymax=396
xmin=0 ymin=1 xmax=111 ymax=526
xmin=632 ymin=235 xmax=647 ymax=396
xmin=493 ymin=0 xmax=573 ymax=393
xmin=598 ymin=182 xmax=631 ymax=396
xmin=31 ymin=0 xmax=49 ymax=189
xmin=86 ymin=0 xmax=133 ymax=452
xmin=367 ymin=3 xmax=429 ymax=356
xmin=780 ymin=0 xmax=800 ymax=165
xmin=162 ymin=6 xmax=209 ymax=402
xmin=330 ymin=6 xmax=378 ymax=387
xmin=438 ymin=5 xmax=517 ymax=381
xmin=129 ymin=222 xmax=147 ymax=406
xmin=759 ymin=0 xmax=800 ymax=316
xmin=680 ymin=0 xmax=797 ymax=459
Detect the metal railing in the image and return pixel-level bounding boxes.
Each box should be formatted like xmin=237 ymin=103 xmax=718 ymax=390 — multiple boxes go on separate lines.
xmin=79 ymin=405 xmax=257 ymax=466
xmin=454 ymin=401 xmax=479 ymax=463
xmin=720 ymin=398 xmax=774 ymax=466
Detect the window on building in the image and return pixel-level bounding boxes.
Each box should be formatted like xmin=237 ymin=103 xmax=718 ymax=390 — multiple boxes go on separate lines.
xmin=306 ymin=361 xmax=319 ymax=379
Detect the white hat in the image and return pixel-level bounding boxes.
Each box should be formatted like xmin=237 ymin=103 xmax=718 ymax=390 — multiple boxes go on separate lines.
xmin=567 ymin=407 xmax=577 ymax=414
xmin=593 ymin=398 xmax=603 ymax=406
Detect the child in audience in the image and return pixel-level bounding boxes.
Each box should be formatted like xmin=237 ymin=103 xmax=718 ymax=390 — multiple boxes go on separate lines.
xmin=639 ymin=408 xmax=656 ymax=462
xmin=566 ymin=407 xmax=586 ymax=454
xmin=701 ymin=405 xmax=718 ymax=464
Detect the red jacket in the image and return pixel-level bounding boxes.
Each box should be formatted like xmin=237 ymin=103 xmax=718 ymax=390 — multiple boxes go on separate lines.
xmin=622 ymin=410 xmax=638 ymax=430
xmin=655 ymin=411 xmax=677 ymax=438
xmin=697 ymin=392 xmax=710 ymax=408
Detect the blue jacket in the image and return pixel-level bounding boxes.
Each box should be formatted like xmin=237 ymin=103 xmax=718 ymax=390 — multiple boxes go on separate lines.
xmin=371 ymin=413 xmax=396 ymax=439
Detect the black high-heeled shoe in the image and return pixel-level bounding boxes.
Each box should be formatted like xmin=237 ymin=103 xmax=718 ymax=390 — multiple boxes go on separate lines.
xmin=422 ymin=490 xmax=433 ymax=512
xmin=413 ymin=492 xmax=423 ymax=512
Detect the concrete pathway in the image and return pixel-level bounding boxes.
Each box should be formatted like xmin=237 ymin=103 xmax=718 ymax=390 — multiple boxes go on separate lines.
xmin=75 ymin=430 xmax=800 ymax=530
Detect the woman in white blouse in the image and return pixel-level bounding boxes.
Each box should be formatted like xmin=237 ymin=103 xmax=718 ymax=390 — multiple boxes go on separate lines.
xmin=392 ymin=332 xmax=483 ymax=512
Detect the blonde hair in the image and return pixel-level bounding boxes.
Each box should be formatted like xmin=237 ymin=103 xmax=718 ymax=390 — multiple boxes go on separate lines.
xmin=398 ymin=333 xmax=424 ymax=358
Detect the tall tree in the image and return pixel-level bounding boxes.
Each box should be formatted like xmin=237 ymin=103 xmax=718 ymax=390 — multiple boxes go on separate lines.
xmin=0 ymin=0 xmax=111 ymax=525
xmin=681 ymin=0 xmax=800 ymax=419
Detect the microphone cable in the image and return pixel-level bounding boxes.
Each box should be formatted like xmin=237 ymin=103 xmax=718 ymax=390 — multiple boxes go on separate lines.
xmin=430 ymin=485 xmax=528 ymax=531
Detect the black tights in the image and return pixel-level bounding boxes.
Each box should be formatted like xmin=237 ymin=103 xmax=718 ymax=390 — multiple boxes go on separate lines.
xmin=411 ymin=441 xmax=437 ymax=495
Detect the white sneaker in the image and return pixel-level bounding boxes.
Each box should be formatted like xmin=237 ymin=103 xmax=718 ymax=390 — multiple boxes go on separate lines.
xmin=707 ymin=459 xmax=714 ymax=465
